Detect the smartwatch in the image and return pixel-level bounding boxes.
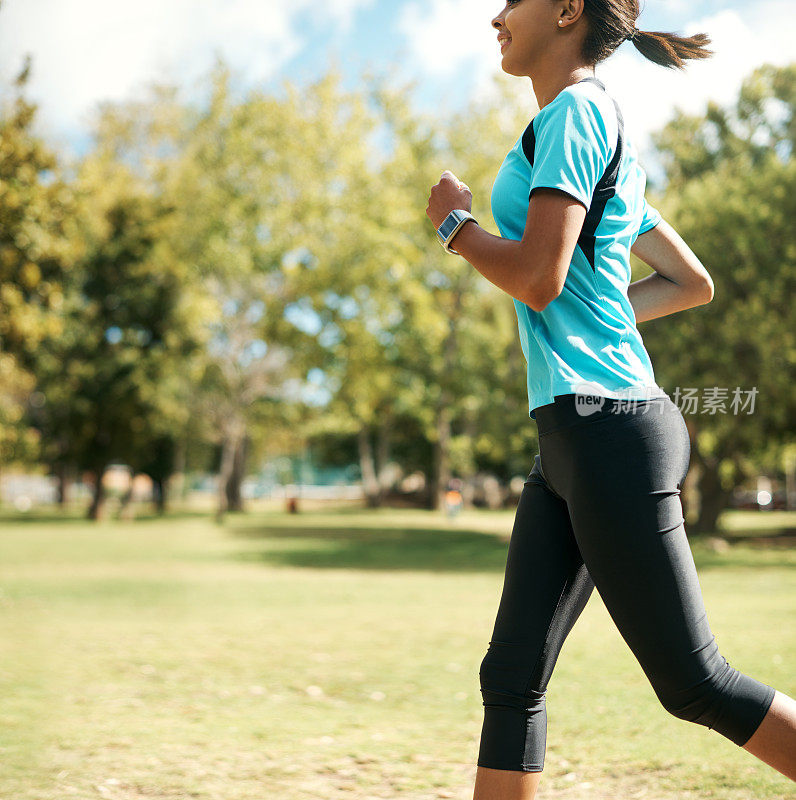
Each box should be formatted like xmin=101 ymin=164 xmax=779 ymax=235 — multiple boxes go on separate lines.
xmin=436 ymin=209 xmax=477 ymax=255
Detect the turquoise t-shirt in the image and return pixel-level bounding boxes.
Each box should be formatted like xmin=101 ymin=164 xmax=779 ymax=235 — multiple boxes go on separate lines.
xmin=490 ymin=76 xmax=667 ymax=419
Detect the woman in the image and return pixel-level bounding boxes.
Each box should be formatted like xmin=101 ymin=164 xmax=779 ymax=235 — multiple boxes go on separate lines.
xmin=425 ymin=1 xmax=796 ymax=798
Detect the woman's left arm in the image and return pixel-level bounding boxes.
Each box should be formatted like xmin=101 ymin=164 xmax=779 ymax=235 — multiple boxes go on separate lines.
xmin=628 ymin=218 xmax=714 ymax=323
xmin=426 ymin=171 xmax=586 ymax=312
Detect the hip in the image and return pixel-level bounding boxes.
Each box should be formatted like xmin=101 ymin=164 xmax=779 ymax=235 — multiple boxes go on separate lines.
xmin=531 ymin=393 xmax=691 ymax=503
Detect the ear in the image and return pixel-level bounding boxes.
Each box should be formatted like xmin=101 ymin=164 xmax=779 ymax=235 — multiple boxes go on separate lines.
xmin=560 ymin=0 xmax=586 ymax=26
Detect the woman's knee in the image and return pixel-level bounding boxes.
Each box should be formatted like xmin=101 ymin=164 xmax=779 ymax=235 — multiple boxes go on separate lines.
xmin=654 ymin=666 xmax=730 ymax=726
xmin=651 ymin=651 xmax=776 ymax=746
xmin=478 ymin=641 xmax=545 ymax=713
xmin=478 ymin=642 xmax=548 ymax=771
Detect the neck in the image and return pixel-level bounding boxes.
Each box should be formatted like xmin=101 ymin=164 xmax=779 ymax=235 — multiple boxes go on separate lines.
xmin=530 ymin=59 xmax=596 ymax=110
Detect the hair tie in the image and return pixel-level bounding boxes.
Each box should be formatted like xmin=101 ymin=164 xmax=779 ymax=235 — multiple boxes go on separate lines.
xmin=627 ymin=27 xmax=639 ymax=42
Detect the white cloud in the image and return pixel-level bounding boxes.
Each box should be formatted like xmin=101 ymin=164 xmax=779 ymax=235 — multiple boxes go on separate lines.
xmin=599 ymin=5 xmax=796 ymax=155
xmin=3 ymin=0 xmax=793 ymax=166
xmin=397 ymin=0 xmax=527 ymax=122
xmin=399 ymin=0 xmax=796 ymax=167
xmin=0 ymin=0 xmax=373 ymax=152
xmin=398 ymin=0 xmax=499 ymax=77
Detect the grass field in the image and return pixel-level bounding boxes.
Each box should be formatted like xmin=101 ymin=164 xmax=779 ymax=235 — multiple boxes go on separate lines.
xmin=1 ymin=506 xmax=794 ymax=800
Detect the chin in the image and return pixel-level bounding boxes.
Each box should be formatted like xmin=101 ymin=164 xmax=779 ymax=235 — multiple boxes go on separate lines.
xmin=501 ymin=60 xmax=524 ymax=77
xmin=500 ymin=55 xmax=513 ymax=73
xmin=500 ymin=51 xmax=530 ymax=77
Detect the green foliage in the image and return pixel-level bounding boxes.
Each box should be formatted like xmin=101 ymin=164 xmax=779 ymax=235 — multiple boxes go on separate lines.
xmin=645 ymin=64 xmax=795 ymax=491
xmin=29 ymin=181 xmax=195 ymax=477
xmin=0 ymin=75 xmax=71 ymax=355
xmin=630 ymin=63 xmax=796 ymax=531
xmin=653 ymin=63 xmax=796 ymax=188
xmin=2 ymin=44 xmax=793 ymax=512
xmin=297 ymin=70 xmax=539 ymax=482
xmin=0 ymin=57 xmax=81 ymax=468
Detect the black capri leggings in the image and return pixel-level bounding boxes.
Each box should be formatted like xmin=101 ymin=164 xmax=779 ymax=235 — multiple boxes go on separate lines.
xmin=477 ymin=392 xmax=776 ymax=772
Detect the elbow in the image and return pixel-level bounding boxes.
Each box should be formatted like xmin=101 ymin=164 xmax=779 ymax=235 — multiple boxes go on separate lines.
xmin=698 ymin=275 xmax=715 ymax=304
xmin=693 ymin=261 xmax=714 ymax=304
xmin=521 ymin=275 xmax=563 ymax=313
xmin=522 ymin=286 xmax=560 ymax=313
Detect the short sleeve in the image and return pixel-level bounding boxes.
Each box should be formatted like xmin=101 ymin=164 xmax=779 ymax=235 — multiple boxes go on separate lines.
xmin=638 ymin=197 xmax=662 ymax=235
xmin=528 ymin=90 xmax=612 ymax=212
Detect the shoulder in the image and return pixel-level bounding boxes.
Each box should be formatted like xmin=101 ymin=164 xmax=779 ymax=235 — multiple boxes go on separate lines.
xmin=533 ymin=82 xmax=618 ymax=146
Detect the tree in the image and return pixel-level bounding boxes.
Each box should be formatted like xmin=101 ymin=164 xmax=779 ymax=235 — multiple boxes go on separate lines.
xmin=283 ymin=68 xmax=538 ymax=509
xmin=160 ymin=60 xmax=313 ymax=520
xmin=30 ymin=159 xmax=196 ymax=519
xmin=644 ymin=63 xmax=796 ymax=532
xmin=0 ymin=55 xmax=77 ymax=479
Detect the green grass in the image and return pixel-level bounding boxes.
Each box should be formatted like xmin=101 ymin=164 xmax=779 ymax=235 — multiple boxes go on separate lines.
xmin=1 ymin=507 xmax=794 ymax=799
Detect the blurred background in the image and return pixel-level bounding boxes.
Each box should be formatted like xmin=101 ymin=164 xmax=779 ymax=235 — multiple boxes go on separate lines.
xmin=0 ymin=1 xmax=794 ymax=798
xmin=0 ymin=0 xmax=794 ymax=525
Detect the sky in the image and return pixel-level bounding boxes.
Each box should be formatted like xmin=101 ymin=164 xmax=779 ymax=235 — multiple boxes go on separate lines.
xmin=1 ymin=0 xmax=794 ymax=180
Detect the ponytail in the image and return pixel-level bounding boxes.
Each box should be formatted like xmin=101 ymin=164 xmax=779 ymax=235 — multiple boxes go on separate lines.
xmin=629 ymin=29 xmax=713 ymax=70
xmin=580 ymin=1 xmax=714 ymax=70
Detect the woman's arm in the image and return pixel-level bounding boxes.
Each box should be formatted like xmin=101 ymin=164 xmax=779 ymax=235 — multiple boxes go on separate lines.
xmin=426 ymin=173 xmax=586 ymax=312
xmin=447 ymin=189 xmax=586 ymax=311
xmin=629 ymin=218 xmax=714 ymax=324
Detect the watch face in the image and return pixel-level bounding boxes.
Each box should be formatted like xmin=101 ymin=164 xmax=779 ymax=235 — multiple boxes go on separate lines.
xmin=438 ymin=214 xmax=457 ymax=240
xmin=439 ymin=210 xmax=464 ymax=239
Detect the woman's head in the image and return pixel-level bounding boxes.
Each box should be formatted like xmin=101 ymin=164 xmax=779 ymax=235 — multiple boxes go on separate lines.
xmin=491 ymin=0 xmax=713 ymax=76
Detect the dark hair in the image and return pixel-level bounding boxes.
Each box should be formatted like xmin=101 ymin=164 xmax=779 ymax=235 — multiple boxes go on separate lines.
xmin=580 ymin=0 xmax=714 ymax=70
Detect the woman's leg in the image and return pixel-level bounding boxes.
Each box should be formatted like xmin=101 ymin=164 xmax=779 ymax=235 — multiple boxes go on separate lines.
xmin=472 ymin=766 xmax=542 ymax=800
xmin=741 ymin=690 xmax=796 ymax=780
xmin=539 ymin=396 xmax=790 ymax=773
xmin=474 ymin=454 xmax=594 ymax=800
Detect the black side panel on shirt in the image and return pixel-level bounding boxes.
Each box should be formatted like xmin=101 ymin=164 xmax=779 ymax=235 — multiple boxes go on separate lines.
xmin=523 ymin=76 xmax=624 ymax=272
xmin=577 ymin=78 xmax=624 ymax=270
xmin=521 ymin=121 xmax=537 ymax=169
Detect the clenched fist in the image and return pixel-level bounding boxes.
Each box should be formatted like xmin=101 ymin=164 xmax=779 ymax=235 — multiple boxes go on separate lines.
xmin=426 ymin=170 xmax=472 ymax=229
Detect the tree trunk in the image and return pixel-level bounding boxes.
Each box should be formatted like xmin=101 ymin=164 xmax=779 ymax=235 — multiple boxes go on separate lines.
xmin=55 ymin=463 xmax=73 ymax=508
xmin=429 ymin=281 xmax=465 ymax=511
xmin=225 ymin=434 xmax=248 ymax=513
xmin=87 ymin=465 xmax=108 ymax=521
xmin=216 ymin=431 xmax=240 ymax=524
xmin=358 ymin=427 xmax=381 ymax=508
xmin=171 ymin=438 xmax=186 ymax=505
xmin=118 ymin=480 xmax=136 ymax=521
xmin=694 ymin=460 xmax=733 ymax=534
xmin=374 ymin=415 xmax=392 ymax=504
xmin=785 ymin=450 xmax=796 ymax=511
xmin=430 ymin=403 xmax=452 ymax=511
xmin=689 ymin=421 xmax=737 ymax=534
xmin=153 ymin=477 xmax=167 ymax=515
xmin=460 ymin=410 xmax=479 ymax=509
